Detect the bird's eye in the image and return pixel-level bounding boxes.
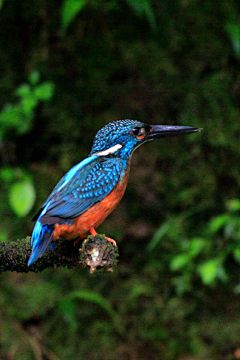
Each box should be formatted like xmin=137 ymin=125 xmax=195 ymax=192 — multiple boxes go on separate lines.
xmin=130 ymin=127 xmax=146 ymax=137
xmin=131 ymin=127 xmax=140 ymax=136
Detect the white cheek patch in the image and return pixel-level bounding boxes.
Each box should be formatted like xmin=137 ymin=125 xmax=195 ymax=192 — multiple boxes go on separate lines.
xmin=95 ymin=144 xmax=122 ymax=157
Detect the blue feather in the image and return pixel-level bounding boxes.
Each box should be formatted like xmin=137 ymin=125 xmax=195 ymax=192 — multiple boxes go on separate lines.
xmin=28 ymin=155 xmax=124 ymax=265
xmin=28 ymin=202 xmax=54 ymax=266
xmin=28 ymin=120 xmax=144 ymax=265
xmin=28 ymin=221 xmax=54 ymax=266
xmin=40 ymin=154 xmax=101 ymax=210
xmin=29 ymin=119 xmax=199 ymax=266
xmin=40 ymin=158 xmax=124 ymax=221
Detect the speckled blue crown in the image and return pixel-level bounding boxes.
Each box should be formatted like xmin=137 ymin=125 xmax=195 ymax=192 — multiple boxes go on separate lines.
xmin=90 ymin=119 xmax=144 ymax=154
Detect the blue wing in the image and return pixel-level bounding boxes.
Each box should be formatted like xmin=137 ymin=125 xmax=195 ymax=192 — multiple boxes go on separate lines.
xmin=39 ymin=156 xmax=124 ymax=225
xmin=33 ymin=154 xmax=102 ymax=219
xmin=28 ymin=155 xmax=124 ymax=266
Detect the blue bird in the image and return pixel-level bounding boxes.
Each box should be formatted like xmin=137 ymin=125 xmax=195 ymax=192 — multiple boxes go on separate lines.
xmin=28 ymin=119 xmax=200 ymax=265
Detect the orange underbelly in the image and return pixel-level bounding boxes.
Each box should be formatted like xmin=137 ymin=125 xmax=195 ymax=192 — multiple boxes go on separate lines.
xmin=53 ymin=171 xmax=129 ymax=240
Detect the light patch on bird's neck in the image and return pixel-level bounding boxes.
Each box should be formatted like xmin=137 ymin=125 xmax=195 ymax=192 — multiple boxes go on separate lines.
xmin=95 ymin=144 xmax=122 ymax=157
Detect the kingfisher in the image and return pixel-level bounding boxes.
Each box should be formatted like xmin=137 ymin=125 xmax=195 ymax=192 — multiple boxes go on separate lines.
xmin=28 ymin=119 xmax=200 ymax=265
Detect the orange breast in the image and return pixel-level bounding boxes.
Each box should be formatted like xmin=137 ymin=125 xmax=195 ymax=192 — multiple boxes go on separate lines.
xmin=53 ymin=169 xmax=129 ymax=241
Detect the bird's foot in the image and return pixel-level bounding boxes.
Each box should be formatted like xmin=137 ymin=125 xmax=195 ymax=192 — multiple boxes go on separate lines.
xmin=105 ymin=236 xmax=117 ymax=246
xmin=89 ymin=227 xmax=117 ymax=246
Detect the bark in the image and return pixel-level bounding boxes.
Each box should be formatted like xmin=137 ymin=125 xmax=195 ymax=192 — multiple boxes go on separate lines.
xmin=0 ymin=235 xmax=119 ymax=274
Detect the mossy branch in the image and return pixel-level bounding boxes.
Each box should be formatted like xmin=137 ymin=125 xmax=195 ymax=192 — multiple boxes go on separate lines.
xmin=0 ymin=235 xmax=119 ymax=274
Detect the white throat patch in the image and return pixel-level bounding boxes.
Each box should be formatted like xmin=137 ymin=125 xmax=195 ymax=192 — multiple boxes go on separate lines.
xmin=95 ymin=144 xmax=122 ymax=157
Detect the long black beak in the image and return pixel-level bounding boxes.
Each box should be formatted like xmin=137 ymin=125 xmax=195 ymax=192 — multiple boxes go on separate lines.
xmin=145 ymin=125 xmax=202 ymax=140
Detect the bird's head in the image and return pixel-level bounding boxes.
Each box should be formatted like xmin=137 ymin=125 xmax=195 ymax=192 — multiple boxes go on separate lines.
xmin=90 ymin=119 xmax=201 ymax=159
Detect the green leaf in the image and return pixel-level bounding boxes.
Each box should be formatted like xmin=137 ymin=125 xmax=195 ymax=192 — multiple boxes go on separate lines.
xmin=147 ymin=222 xmax=170 ymax=251
xmin=189 ymin=238 xmax=206 ymax=257
xmin=61 ymin=0 xmax=86 ymax=32
xmin=0 ymin=104 xmax=33 ymax=135
xmin=226 ymin=23 xmax=240 ymax=59
xmin=66 ymin=290 xmax=125 ymax=335
xmin=15 ymin=84 xmax=31 ymax=98
xmin=234 ymin=284 xmax=240 ymax=294
xmin=226 ymin=199 xmax=240 ymax=212
xmin=0 ymin=104 xmax=22 ymax=127
xmin=170 ymin=254 xmax=190 ymax=271
xmin=9 ymin=181 xmax=36 ymax=217
xmin=209 ymin=214 xmax=229 ymax=233
xmin=0 ymin=168 xmax=17 ymax=182
xmin=21 ymin=96 xmax=38 ymax=113
xmin=0 ymin=0 xmax=6 ymax=10
xmin=125 ymin=0 xmax=156 ymax=29
xmin=198 ymin=259 xmax=220 ymax=285
xmin=58 ymin=298 xmax=78 ymax=331
xmin=34 ymin=82 xmax=54 ymax=101
xmin=233 ymin=248 xmax=240 ymax=263
xmin=129 ymin=282 xmax=153 ymax=299
xmin=28 ymin=70 xmax=40 ymax=85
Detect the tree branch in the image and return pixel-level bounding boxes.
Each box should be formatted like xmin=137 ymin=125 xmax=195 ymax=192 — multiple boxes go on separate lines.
xmin=0 ymin=235 xmax=119 ymax=274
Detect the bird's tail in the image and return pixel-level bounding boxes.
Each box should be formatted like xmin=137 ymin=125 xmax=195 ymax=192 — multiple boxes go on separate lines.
xmin=28 ymin=220 xmax=54 ymax=266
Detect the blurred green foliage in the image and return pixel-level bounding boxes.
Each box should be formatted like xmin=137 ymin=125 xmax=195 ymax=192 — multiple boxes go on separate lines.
xmin=0 ymin=72 xmax=54 ymax=220
xmin=0 ymin=0 xmax=240 ymax=359
xmin=0 ymin=71 xmax=54 ymax=140
xmin=163 ymin=199 xmax=240 ymax=293
xmin=61 ymin=0 xmax=87 ymax=32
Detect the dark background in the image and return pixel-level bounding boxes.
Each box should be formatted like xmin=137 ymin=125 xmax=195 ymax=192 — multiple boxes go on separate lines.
xmin=0 ymin=0 xmax=240 ymax=359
